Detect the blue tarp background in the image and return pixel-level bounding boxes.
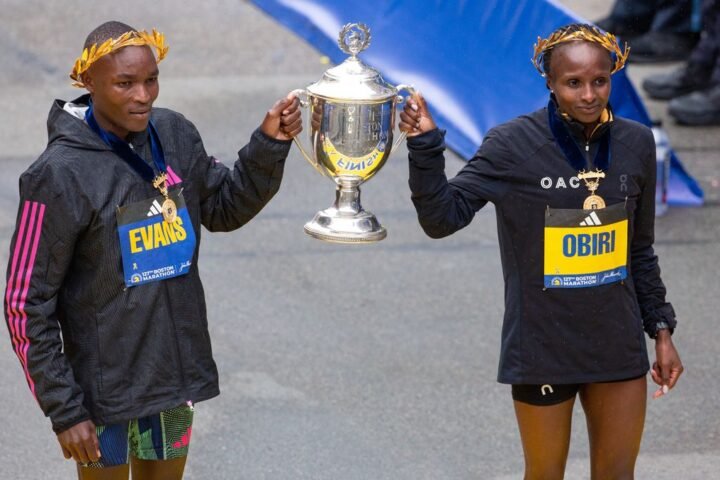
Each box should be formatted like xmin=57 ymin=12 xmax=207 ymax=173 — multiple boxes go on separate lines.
xmin=252 ymin=0 xmax=703 ymax=205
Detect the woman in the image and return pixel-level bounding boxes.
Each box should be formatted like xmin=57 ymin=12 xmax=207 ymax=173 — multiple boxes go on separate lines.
xmin=400 ymin=24 xmax=683 ymax=479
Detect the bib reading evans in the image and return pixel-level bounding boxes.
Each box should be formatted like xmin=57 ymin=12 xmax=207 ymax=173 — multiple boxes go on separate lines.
xmin=116 ymin=190 xmax=196 ymax=287
xmin=544 ymin=202 xmax=628 ymax=289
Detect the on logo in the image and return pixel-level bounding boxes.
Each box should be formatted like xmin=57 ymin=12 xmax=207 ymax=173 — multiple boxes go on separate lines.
xmin=541 ymin=384 xmax=554 ymax=396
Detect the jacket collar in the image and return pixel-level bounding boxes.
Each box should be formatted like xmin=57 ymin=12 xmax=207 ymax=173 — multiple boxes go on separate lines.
xmin=549 ymin=94 xmax=613 ymax=143
xmin=547 ymin=96 xmax=611 ymax=171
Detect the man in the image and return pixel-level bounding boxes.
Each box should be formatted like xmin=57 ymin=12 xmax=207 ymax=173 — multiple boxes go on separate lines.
xmin=3 ymin=21 xmax=301 ymax=479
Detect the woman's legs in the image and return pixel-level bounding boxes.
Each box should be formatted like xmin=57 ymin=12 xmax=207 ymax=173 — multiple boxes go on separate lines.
xmin=514 ymin=396 xmax=576 ymax=480
xmin=579 ymin=376 xmax=647 ymax=480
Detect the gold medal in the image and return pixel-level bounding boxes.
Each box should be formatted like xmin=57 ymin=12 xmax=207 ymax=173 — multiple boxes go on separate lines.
xmin=162 ymin=198 xmax=177 ymax=223
xmin=583 ymin=194 xmax=606 ymax=210
xmin=578 ymin=169 xmax=606 ymax=210
xmin=152 ymin=172 xmax=177 ymax=223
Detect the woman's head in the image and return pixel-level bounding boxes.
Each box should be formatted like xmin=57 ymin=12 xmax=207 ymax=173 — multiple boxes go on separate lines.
xmin=532 ymin=24 xmax=628 ymax=127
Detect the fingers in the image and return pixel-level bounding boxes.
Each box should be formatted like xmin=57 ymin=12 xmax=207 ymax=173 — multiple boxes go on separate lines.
xmin=60 ymin=444 xmax=72 ymax=460
xmin=57 ymin=420 xmax=101 ymax=464
xmin=399 ymin=107 xmax=422 ymax=135
xmin=667 ymin=364 xmax=684 ymax=389
xmin=267 ymin=95 xmax=294 ymax=118
xmin=279 ymin=102 xmax=302 ymax=139
xmin=651 ymin=360 xmax=684 ymax=399
xmin=413 ymin=91 xmax=429 ymax=112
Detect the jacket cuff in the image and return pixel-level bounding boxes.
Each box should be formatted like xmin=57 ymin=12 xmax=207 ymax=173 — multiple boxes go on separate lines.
xmin=643 ymin=303 xmax=677 ymax=338
xmin=407 ymin=128 xmax=445 ymax=152
xmin=254 ymin=128 xmax=293 ymax=148
xmin=52 ymin=411 xmax=92 ymax=434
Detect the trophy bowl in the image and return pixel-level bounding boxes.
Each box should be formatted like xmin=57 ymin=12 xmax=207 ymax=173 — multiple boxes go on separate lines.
xmin=293 ymin=23 xmax=414 ymax=243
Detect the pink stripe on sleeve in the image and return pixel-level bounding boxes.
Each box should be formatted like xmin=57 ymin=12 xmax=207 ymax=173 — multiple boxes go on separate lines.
xmin=19 ymin=203 xmax=46 ymax=395
xmin=5 ymin=201 xmax=31 ymax=353
xmin=4 ymin=201 xmax=45 ymax=397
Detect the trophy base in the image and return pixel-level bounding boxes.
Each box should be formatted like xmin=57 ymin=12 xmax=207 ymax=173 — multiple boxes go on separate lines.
xmin=304 ymin=208 xmax=386 ymax=243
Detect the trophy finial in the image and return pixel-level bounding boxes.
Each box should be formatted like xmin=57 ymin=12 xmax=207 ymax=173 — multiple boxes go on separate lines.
xmin=338 ymin=23 xmax=371 ymax=57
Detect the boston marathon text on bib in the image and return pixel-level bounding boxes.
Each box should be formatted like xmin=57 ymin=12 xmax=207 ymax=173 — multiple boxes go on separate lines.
xmin=116 ymin=190 xmax=196 ymax=287
xmin=544 ymin=203 xmax=628 ymax=289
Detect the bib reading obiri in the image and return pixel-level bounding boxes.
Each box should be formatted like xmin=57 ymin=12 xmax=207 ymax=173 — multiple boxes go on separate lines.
xmin=544 ymin=202 xmax=628 ymax=289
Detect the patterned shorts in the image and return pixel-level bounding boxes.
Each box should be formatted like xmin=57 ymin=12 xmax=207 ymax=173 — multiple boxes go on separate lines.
xmin=84 ymin=403 xmax=194 ymax=468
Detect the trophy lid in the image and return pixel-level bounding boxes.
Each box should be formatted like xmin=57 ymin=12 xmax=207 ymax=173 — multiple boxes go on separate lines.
xmin=306 ymin=23 xmax=397 ymax=102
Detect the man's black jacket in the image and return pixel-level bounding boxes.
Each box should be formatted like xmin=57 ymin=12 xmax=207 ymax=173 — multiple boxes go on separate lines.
xmin=4 ymin=95 xmax=290 ymax=433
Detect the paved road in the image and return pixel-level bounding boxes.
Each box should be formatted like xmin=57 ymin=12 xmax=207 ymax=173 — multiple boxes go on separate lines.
xmin=0 ymin=1 xmax=717 ymax=478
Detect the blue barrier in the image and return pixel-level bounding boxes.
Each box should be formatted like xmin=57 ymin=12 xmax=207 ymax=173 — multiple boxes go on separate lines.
xmin=252 ymin=0 xmax=704 ymax=206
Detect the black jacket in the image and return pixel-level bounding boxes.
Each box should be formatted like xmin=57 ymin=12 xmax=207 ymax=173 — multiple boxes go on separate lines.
xmin=407 ymin=103 xmax=676 ymax=384
xmin=4 ymin=95 xmax=290 ymax=433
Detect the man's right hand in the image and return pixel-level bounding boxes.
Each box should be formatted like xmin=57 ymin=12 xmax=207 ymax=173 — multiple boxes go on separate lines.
xmin=56 ymin=419 xmax=101 ymax=464
xmin=399 ymin=92 xmax=437 ymax=137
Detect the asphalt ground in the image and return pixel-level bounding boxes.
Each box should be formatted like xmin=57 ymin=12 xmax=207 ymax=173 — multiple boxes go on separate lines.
xmin=0 ymin=1 xmax=717 ymax=478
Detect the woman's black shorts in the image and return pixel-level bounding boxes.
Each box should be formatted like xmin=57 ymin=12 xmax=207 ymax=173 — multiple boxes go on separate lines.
xmin=512 ymin=375 xmax=646 ymax=406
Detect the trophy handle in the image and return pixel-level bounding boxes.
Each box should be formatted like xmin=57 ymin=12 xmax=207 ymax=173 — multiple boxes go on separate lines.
xmin=392 ymin=84 xmax=417 ymax=151
xmin=291 ymin=88 xmax=328 ymax=177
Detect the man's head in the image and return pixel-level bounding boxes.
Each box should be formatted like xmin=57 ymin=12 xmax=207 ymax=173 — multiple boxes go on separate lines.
xmin=71 ymin=21 xmax=168 ymax=139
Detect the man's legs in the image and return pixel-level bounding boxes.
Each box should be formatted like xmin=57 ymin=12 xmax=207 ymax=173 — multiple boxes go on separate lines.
xmin=131 ymin=457 xmax=188 ymax=480
xmin=77 ymin=404 xmax=194 ymax=480
xmin=579 ymin=377 xmax=647 ymax=480
xmin=77 ymin=464 xmax=129 ymax=480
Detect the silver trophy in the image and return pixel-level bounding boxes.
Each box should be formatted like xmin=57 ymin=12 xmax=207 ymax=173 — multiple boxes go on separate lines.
xmin=293 ymin=23 xmax=414 ymax=243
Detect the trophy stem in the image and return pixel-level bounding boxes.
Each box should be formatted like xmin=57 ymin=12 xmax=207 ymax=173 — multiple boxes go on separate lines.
xmin=304 ymin=177 xmax=387 ymax=243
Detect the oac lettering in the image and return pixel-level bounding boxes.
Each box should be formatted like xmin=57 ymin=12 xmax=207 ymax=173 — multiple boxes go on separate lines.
xmin=129 ymin=217 xmax=188 ymax=253
xmin=562 ymin=231 xmax=615 ymax=257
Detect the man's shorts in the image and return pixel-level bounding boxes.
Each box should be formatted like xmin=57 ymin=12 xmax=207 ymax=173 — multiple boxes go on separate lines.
xmin=84 ymin=403 xmax=194 ymax=468
xmin=512 ymin=375 xmax=646 ymax=406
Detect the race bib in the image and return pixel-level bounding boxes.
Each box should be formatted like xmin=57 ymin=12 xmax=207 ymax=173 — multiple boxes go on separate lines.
xmin=116 ymin=190 xmax=196 ymax=287
xmin=544 ymin=203 xmax=628 ymax=289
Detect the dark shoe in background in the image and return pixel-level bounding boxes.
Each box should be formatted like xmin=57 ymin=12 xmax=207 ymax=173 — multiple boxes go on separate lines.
xmin=668 ymin=84 xmax=720 ymax=125
xmin=642 ymin=63 xmax=714 ymax=100
xmin=628 ymin=31 xmax=700 ymax=63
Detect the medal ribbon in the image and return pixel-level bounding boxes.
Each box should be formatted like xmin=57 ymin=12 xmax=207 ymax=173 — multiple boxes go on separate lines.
xmin=85 ymin=103 xmax=167 ymax=184
xmin=547 ymin=99 xmax=610 ymax=171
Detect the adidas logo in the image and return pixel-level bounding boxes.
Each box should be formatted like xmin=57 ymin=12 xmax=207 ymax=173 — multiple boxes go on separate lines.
xmin=579 ymin=211 xmax=602 ymax=226
xmin=147 ymin=199 xmax=163 ymax=217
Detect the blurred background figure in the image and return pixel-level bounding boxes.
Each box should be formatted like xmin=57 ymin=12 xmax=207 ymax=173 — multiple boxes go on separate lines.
xmin=642 ymin=0 xmax=720 ymax=125
xmin=596 ymin=0 xmax=701 ymax=62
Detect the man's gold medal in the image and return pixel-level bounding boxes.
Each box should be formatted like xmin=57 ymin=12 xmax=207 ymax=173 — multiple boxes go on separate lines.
xmin=152 ymin=172 xmax=177 ymax=223
xmin=161 ymin=198 xmax=178 ymax=223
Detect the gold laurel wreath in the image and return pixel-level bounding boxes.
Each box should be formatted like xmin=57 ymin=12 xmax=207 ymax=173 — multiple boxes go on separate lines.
xmin=70 ymin=29 xmax=169 ymax=88
xmin=531 ymin=26 xmax=629 ymax=77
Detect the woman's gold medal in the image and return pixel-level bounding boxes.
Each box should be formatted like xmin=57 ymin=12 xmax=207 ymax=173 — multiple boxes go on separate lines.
xmin=578 ymin=169 xmax=606 ymax=210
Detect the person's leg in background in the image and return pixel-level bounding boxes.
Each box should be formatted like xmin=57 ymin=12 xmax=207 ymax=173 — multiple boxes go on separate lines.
xmin=628 ymin=0 xmax=701 ymax=62
xmin=667 ymin=0 xmax=720 ymax=125
xmin=643 ymin=0 xmax=717 ymax=100
xmin=596 ymin=0 xmax=656 ymax=38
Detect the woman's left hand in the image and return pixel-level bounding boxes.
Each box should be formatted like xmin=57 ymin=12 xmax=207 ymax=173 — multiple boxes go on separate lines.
xmin=650 ymin=330 xmax=683 ymax=399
